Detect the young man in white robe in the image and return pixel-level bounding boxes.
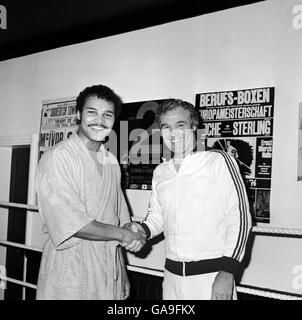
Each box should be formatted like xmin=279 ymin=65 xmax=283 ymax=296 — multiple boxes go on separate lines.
xmin=35 ymin=85 xmax=146 ymax=300
xmin=125 ymin=99 xmax=252 ymax=300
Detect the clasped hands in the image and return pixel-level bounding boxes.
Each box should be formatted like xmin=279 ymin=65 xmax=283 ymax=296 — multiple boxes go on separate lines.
xmin=120 ymin=222 xmax=147 ymax=252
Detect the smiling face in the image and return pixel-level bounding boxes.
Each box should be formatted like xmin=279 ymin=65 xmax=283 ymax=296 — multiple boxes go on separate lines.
xmin=159 ymin=107 xmax=196 ymax=157
xmin=77 ymin=96 xmax=115 ymax=151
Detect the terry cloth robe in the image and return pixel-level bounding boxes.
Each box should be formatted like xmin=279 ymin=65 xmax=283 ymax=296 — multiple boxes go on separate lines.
xmin=35 ymin=133 xmax=130 ymax=300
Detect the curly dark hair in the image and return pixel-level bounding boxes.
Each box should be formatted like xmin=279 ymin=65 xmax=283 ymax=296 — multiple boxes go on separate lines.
xmin=75 ymin=85 xmax=122 ymax=122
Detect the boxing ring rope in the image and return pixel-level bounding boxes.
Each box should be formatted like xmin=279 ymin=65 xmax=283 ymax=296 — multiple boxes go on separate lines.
xmin=0 ymin=201 xmax=38 ymax=211
xmin=1 ymin=200 xmax=302 ymax=236
xmin=132 ymin=216 xmax=302 ymax=236
xmin=125 ymin=265 xmax=302 ymax=300
xmin=1 ymin=200 xmax=302 ymax=300
xmin=0 ymin=275 xmax=37 ymax=290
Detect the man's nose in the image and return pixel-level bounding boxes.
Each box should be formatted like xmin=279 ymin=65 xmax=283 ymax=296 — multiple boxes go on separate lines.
xmin=95 ymin=114 xmax=105 ymax=124
xmin=171 ymin=128 xmax=182 ymax=137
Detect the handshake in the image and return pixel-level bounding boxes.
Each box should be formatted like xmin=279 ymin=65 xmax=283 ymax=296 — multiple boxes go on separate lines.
xmin=120 ymin=222 xmax=147 ymax=252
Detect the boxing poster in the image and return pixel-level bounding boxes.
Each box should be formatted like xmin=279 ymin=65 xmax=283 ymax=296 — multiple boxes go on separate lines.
xmin=39 ymin=98 xmax=78 ymax=157
xmin=195 ymin=87 xmax=274 ymax=223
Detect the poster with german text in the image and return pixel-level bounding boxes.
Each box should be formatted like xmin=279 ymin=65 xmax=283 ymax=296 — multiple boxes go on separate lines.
xmin=195 ymin=87 xmax=274 ymax=223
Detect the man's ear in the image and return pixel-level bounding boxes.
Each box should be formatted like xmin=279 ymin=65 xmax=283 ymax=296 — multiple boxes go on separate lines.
xmin=77 ymin=111 xmax=81 ymax=121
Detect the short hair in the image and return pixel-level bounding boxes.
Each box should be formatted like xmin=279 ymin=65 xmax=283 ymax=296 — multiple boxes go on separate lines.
xmin=155 ymin=99 xmax=200 ymax=128
xmin=76 ymin=85 xmax=122 ymax=119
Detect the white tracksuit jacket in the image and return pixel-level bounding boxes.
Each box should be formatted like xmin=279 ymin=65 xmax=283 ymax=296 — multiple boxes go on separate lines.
xmin=142 ymin=150 xmax=252 ymax=275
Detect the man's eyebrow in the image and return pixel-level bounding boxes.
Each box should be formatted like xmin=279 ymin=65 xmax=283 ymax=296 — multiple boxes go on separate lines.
xmin=160 ymin=120 xmax=188 ymax=127
xmin=160 ymin=123 xmax=169 ymax=128
xmin=85 ymin=107 xmax=114 ymax=114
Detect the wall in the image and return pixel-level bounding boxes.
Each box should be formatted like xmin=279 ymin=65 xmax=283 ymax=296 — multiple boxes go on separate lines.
xmin=0 ymin=0 xmax=301 ymax=295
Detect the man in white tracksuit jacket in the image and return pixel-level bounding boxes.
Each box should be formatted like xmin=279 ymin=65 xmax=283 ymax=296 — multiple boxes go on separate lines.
xmin=125 ymin=99 xmax=252 ymax=300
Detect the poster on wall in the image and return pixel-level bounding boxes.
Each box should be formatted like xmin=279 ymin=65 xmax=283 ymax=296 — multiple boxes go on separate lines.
xmin=39 ymin=98 xmax=78 ymax=157
xmin=114 ymin=99 xmax=166 ymax=190
xmin=195 ymin=87 xmax=274 ymax=223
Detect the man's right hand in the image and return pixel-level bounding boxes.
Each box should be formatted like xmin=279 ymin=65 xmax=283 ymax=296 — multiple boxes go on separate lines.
xmin=120 ymin=223 xmax=146 ymax=252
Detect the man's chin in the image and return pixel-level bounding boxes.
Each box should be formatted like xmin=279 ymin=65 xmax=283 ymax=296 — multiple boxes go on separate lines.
xmin=171 ymin=145 xmax=186 ymax=153
xmin=172 ymin=146 xmax=195 ymax=156
xmin=90 ymin=133 xmax=110 ymax=142
xmin=163 ymin=144 xmax=183 ymax=153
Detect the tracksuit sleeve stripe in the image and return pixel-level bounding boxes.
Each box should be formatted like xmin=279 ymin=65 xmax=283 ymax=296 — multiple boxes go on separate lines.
xmin=212 ymin=150 xmax=250 ymax=261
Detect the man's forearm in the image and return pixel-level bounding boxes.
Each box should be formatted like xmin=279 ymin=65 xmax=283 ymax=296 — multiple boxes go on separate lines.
xmin=211 ymin=270 xmax=234 ymax=300
xmin=73 ymin=220 xmax=124 ymax=242
xmin=74 ymin=220 xmax=146 ymax=248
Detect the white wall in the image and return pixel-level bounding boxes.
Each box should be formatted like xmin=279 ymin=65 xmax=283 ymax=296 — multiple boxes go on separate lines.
xmin=0 ymin=0 xmax=302 ymax=296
